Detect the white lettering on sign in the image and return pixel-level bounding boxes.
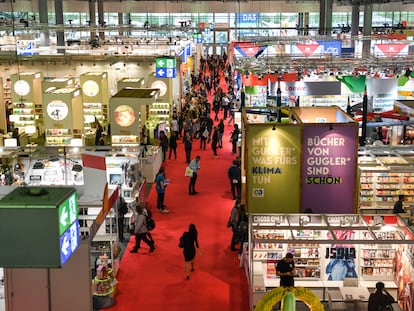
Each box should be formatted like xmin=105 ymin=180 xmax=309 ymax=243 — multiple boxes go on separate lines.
xmin=242 ymin=14 xmax=257 ymax=21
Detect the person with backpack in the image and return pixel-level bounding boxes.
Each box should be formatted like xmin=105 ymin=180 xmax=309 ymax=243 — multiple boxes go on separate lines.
xmin=130 ymin=204 xmax=155 ymax=254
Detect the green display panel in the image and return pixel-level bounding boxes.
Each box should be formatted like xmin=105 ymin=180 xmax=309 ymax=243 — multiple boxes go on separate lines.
xmin=246 ymin=124 xmax=302 ymax=213
xmin=0 ymin=187 xmax=78 ymax=268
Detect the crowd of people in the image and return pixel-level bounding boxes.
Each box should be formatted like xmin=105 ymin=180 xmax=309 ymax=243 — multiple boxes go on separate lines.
xmin=123 ymin=53 xmax=246 ymax=280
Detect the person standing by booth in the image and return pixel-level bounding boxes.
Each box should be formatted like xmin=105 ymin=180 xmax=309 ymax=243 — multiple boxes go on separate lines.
xmin=276 ymin=253 xmax=296 ymax=287
xmin=368 ymin=281 xmax=395 ymax=311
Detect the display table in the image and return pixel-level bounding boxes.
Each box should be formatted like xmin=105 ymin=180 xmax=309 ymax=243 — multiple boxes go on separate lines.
xmin=142 ymin=147 xmax=162 ymax=183
xmin=339 ymin=286 xmax=370 ymax=311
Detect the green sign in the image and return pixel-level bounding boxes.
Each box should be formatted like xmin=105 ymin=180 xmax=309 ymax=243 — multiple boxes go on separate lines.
xmin=156 ymin=58 xmax=176 ymax=69
xmin=58 ymin=191 xmax=78 ymax=235
xmin=0 ymin=187 xmax=78 ymax=267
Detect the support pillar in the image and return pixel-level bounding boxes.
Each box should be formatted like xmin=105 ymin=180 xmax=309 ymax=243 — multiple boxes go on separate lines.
xmin=97 ymin=0 xmax=105 ymax=41
xmin=38 ymin=0 xmax=49 ymax=46
xmin=304 ymin=12 xmax=309 ymax=35
xmin=319 ymin=0 xmax=332 ymax=35
xmin=298 ymin=13 xmax=304 ymax=36
xmin=362 ymin=3 xmax=373 ymax=58
xmin=89 ymin=0 xmax=97 ymax=43
xmin=351 ymin=4 xmax=360 ymax=49
xmin=54 ymin=0 xmax=65 ymax=54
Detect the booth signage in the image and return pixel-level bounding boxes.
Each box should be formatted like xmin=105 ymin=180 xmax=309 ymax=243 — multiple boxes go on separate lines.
xmin=301 ymin=125 xmax=358 ymax=213
xmin=247 ymin=125 xmax=301 ymax=213
xmin=281 ymin=81 xmax=341 ymax=96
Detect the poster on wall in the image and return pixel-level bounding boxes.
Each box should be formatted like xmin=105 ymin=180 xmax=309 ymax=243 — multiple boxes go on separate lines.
xmin=246 ymin=124 xmax=301 ymax=213
xmin=325 ymin=228 xmax=357 ymax=281
xmin=301 ymin=124 xmax=358 ymax=213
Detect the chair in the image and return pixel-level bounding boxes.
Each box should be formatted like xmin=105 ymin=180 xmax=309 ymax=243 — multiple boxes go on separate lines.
xmin=327 ymin=292 xmax=349 ymax=311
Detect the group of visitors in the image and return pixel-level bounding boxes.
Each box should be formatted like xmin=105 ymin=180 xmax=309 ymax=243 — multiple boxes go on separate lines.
xmin=124 ymin=52 xmax=243 ymax=282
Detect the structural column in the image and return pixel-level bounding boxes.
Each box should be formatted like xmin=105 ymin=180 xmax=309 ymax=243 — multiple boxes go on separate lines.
xmin=319 ymin=0 xmax=333 ymax=35
xmin=38 ymin=0 xmax=49 ymax=46
xmin=362 ymin=3 xmax=373 ymax=58
xmin=351 ymin=4 xmax=360 ymax=48
xmin=97 ymin=0 xmax=105 ymax=41
xmin=54 ymin=0 xmax=65 ymax=53
xmin=89 ymin=0 xmax=97 ymax=43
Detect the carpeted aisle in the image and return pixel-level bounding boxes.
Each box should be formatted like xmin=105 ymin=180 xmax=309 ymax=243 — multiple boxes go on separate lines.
xmin=104 ymin=121 xmax=249 ymax=310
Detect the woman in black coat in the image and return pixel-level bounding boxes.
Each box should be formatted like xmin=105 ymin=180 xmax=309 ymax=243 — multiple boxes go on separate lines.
xmin=180 ymin=224 xmax=199 ymax=280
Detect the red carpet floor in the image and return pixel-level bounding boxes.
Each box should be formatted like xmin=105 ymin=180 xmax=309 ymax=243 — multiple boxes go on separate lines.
xmin=104 ymin=121 xmax=250 ymax=310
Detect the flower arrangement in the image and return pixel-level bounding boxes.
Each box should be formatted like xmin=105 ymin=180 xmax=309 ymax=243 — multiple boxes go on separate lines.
xmin=254 ymin=286 xmax=324 ymax=311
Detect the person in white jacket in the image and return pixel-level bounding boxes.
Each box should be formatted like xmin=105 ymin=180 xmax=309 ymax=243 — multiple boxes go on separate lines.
xmin=130 ymin=205 xmax=155 ymax=253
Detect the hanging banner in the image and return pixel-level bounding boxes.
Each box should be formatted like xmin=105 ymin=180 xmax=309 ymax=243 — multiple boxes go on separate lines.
xmin=232 ymin=41 xmax=264 ymax=58
xmin=291 ymin=43 xmax=321 ymax=58
xmin=247 ymin=124 xmax=301 ymax=213
xmin=301 ymin=124 xmax=358 ymax=213
xmin=276 ymin=81 xmax=342 ymax=96
xmin=374 ymin=43 xmax=408 ymax=57
xmin=366 ymin=78 xmax=398 ymax=111
xmin=316 ymin=40 xmax=342 ymax=57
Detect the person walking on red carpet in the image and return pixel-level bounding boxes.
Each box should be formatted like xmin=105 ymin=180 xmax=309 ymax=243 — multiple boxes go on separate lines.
xmin=130 ymin=205 xmax=155 ymax=253
xmin=228 ymin=160 xmax=241 ymax=200
xmin=155 ymin=167 xmax=169 ymax=213
xmin=211 ymin=126 xmax=219 ymax=158
xmin=179 ymin=223 xmax=200 ymax=280
xmin=188 ymin=155 xmax=201 ymax=195
xmin=184 ymin=131 xmax=193 ymax=164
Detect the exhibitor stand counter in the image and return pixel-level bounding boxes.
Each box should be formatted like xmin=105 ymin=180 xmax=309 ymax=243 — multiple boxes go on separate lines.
xmin=246 ymin=213 xmax=413 ymax=310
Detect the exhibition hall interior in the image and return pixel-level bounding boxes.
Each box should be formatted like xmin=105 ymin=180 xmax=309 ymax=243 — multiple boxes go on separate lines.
xmin=1 ymin=0 xmax=414 ymax=310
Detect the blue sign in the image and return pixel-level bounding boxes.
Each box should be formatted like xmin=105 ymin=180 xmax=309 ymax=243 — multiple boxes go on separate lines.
xmin=60 ymin=220 xmax=80 ymax=266
xmin=156 ymin=68 xmax=176 ymax=78
xmin=236 ymin=13 xmax=259 ymax=25
xmin=316 ymin=40 xmax=342 ymax=57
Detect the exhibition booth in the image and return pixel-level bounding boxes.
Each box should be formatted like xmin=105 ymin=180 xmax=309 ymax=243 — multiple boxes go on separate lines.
xmin=244 ymin=106 xmax=359 ymax=214
xmin=246 ymin=213 xmax=413 ymax=310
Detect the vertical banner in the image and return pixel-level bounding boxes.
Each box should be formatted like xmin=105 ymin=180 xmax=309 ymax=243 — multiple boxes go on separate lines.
xmin=247 ymin=124 xmax=301 ymax=213
xmin=301 ymin=124 xmax=358 ymax=213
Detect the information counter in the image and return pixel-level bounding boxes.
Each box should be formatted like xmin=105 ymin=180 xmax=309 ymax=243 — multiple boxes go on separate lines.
xmin=247 ymin=213 xmax=412 ymax=310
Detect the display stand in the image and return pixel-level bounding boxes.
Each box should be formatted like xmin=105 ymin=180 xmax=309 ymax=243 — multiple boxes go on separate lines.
xmin=80 ymin=72 xmax=109 ymax=131
xmin=10 ymin=72 xmax=43 ymax=136
xmin=109 ymin=88 xmax=159 ymax=146
xmin=43 ymin=87 xmax=83 ymax=146
xmin=42 ymin=77 xmax=74 ymax=92
xmin=358 ymin=150 xmax=414 ymax=214
xmin=146 ymin=76 xmax=174 ymax=140
xmin=248 ymin=213 xmax=411 ymax=310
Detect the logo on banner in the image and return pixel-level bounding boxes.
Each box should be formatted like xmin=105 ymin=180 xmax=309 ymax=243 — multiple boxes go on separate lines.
xmin=252 ymin=188 xmax=264 ymax=197
xmin=375 ymin=44 xmax=408 ymax=57
xmin=295 ymin=43 xmax=320 ymax=57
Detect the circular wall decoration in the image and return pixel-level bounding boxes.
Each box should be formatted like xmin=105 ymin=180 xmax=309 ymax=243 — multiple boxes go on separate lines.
xmin=151 ymin=80 xmax=168 ymax=97
xmin=14 ymin=80 xmax=30 ymax=96
xmin=47 ymin=100 xmax=69 ymax=121
xmin=114 ymin=105 xmax=136 ymax=127
xmin=82 ymin=80 xmax=100 ymax=97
